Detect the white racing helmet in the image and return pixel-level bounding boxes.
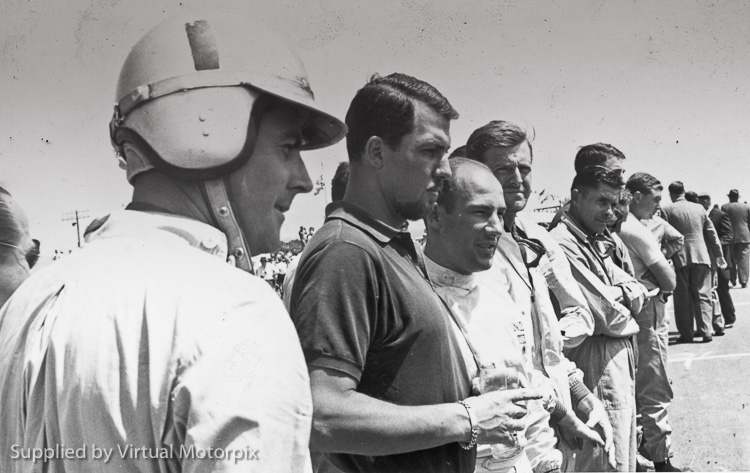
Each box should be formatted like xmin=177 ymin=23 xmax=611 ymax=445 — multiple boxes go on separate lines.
xmin=109 ymin=13 xmax=346 ymax=272
xmin=110 ymin=13 xmax=346 ymax=182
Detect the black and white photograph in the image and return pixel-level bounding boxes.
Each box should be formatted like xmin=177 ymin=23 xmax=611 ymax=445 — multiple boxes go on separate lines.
xmin=0 ymin=1 xmax=749 ymax=472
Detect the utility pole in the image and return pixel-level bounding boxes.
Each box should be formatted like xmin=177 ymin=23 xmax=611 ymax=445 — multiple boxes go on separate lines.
xmin=62 ymin=210 xmax=90 ymax=248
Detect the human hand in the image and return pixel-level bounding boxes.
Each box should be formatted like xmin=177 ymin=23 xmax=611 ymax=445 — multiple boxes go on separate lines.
xmin=557 ymin=409 xmax=604 ymax=450
xmin=717 ymin=256 xmax=728 ymax=270
xmin=577 ymin=393 xmax=615 ymax=468
xmin=471 ymin=377 xmax=481 ymax=396
xmin=467 ymin=388 xmax=543 ymax=445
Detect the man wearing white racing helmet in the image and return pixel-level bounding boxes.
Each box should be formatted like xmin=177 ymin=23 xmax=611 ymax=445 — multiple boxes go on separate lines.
xmin=0 ymin=13 xmax=345 ymax=473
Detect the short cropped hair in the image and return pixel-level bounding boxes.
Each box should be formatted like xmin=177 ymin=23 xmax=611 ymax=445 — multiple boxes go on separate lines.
xmin=668 ymin=181 xmax=685 ymax=195
xmin=437 ymin=158 xmax=493 ymax=214
xmin=626 ymin=172 xmax=662 ymax=195
xmin=345 ymin=73 xmax=459 ymax=162
xmin=331 ymin=161 xmax=350 ymax=202
xmin=685 ymin=191 xmax=699 ymax=203
xmin=448 ymin=145 xmax=467 ymax=159
xmin=465 ymin=120 xmax=533 ymax=164
xmin=572 ymin=165 xmax=625 ymax=192
xmin=574 ymin=143 xmax=626 ymax=173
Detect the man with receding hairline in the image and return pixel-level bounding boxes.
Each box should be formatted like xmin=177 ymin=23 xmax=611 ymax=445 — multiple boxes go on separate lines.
xmin=423 ymin=157 xmax=567 ymax=473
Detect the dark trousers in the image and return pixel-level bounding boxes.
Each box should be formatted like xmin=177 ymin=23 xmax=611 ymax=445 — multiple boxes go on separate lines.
xmin=718 ymin=246 xmax=736 ymax=325
xmin=729 ymin=242 xmax=750 ymax=286
xmin=674 ymin=264 xmax=713 ymax=339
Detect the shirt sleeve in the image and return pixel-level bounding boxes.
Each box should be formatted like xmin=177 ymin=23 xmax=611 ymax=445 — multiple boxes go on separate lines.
xmin=524 ymin=397 xmax=563 ymax=473
xmin=626 ymin=221 xmax=666 ymax=269
xmin=651 ymin=217 xmax=684 ymax=259
xmin=719 ymin=213 xmax=734 ymax=245
xmin=537 ymin=233 xmax=594 ymax=349
xmin=289 ymin=239 xmax=380 ymax=382
xmin=553 ymin=235 xmax=639 ymax=338
xmin=703 ymin=216 xmax=723 ymax=258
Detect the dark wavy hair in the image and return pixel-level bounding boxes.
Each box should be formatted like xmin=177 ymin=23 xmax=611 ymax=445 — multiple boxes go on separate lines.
xmin=345 ymin=73 xmax=458 ymax=162
xmin=572 ymin=165 xmax=625 ymax=192
xmin=574 ymin=143 xmax=625 ymax=173
xmin=626 ymin=172 xmax=662 ymax=195
xmin=465 ymin=120 xmax=533 ymax=164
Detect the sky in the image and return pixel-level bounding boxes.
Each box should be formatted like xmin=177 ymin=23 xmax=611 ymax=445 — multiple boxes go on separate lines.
xmin=1 ymin=0 xmax=749 ymax=264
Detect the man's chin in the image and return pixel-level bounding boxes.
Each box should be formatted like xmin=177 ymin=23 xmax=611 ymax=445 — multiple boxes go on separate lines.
xmin=505 ymin=196 xmax=528 ymax=213
xmin=478 ymin=260 xmax=493 ymax=272
xmin=395 ymin=200 xmax=432 ymax=221
xmin=583 ymin=221 xmax=607 ymax=235
xmin=249 ymin=233 xmax=281 ymax=257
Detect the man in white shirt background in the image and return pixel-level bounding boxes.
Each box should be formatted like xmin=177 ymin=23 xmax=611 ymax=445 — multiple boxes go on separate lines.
xmin=619 ymin=172 xmax=681 ymax=472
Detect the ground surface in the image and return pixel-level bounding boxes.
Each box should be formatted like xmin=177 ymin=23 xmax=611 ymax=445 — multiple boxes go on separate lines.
xmin=663 ymin=285 xmax=750 ymax=472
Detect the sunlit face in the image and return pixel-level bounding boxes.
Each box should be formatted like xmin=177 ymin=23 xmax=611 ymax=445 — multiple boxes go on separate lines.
xmin=633 ymin=187 xmax=663 ymax=220
xmin=571 ymin=183 xmax=621 ymax=235
xmin=480 ymin=141 xmax=532 ymax=214
xmin=226 ymin=104 xmax=313 ymax=256
xmin=436 ymin=167 xmax=506 ymax=275
xmin=381 ymin=101 xmax=452 ymax=222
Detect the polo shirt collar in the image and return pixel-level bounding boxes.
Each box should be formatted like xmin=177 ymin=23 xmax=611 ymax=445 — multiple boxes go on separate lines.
xmin=325 ymin=201 xmax=403 ymax=244
xmin=84 ymin=210 xmax=228 ymax=260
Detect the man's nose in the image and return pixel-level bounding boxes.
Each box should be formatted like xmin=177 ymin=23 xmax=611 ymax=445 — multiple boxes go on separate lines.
xmin=435 ymin=154 xmax=451 ymax=180
xmin=486 ymin=212 xmax=504 ymax=236
xmin=509 ymin=167 xmax=523 ymax=184
xmin=290 ymin=152 xmax=313 ymax=194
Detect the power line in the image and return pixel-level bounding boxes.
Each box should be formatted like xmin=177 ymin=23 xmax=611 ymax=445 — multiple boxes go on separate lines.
xmin=61 ymin=209 xmax=90 ymax=248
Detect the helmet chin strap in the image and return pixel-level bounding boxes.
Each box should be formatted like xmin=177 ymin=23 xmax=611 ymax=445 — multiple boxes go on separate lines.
xmin=202 ymin=179 xmax=254 ymax=274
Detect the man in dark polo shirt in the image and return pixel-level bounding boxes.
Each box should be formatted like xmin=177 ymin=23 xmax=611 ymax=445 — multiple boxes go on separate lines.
xmin=289 ymin=73 xmax=542 ymax=473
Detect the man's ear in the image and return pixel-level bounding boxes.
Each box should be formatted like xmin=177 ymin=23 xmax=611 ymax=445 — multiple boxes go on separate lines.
xmin=570 ymin=188 xmax=581 ymax=208
xmin=363 ymin=136 xmax=386 ymax=169
xmin=632 ymin=190 xmax=643 ymax=204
